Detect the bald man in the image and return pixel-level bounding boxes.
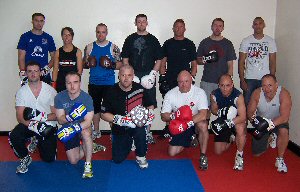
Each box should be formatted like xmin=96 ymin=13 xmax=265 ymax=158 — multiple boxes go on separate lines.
xmin=210 ymin=74 xmax=247 ymax=170
xmin=161 ymin=70 xmax=209 ymax=170
xmin=247 ymin=74 xmax=291 ymax=173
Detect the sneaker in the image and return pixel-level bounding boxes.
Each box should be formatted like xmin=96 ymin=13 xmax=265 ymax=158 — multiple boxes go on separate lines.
xmin=146 ymin=132 xmax=155 ymax=144
xmin=131 ymin=140 xmax=136 ymax=151
xmin=27 ymin=136 xmax=38 ymax=153
xmin=82 ymin=162 xmax=93 ymax=178
xmin=233 ymin=153 xmax=244 ymax=171
xmin=136 ymin=156 xmax=148 ymax=169
xmin=16 ymin=155 xmax=32 ymax=174
xmin=190 ymin=134 xmax=199 ymax=147
xmin=199 ymin=154 xmax=208 ymax=170
xmin=92 ymin=131 xmax=101 ymax=140
xmin=275 ymin=157 xmax=288 ymax=173
xmin=92 ymin=142 xmax=106 ymax=153
xmin=269 ymin=133 xmax=277 ymax=149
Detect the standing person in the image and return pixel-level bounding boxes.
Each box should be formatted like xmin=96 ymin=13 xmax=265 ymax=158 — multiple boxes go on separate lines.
xmin=247 ymin=74 xmax=291 ymax=173
xmin=17 ymin=12 xmax=56 ymax=153
xmin=52 ymin=27 xmax=83 ymax=93
xmin=159 ymin=19 xmax=197 ymax=138
xmin=100 ymin=65 xmax=155 ymax=169
xmin=161 ymin=70 xmax=209 ymax=170
xmin=197 ymin=18 xmax=236 ymax=119
xmin=17 ymin=12 xmax=56 ymax=85
xmin=122 ymin=14 xmax=163 ymax=143
xmin=9 ymin=61 xmax=57 ymax=174
xmin=83 ymin=23 xmax=122 ymax=141
xmin=210 ymin=74 xmax=247 ymax=170
xmin=54 ymin=71 xmax=94 ymax=178
xmin=238 ymin=17 xmax=277 ymax=106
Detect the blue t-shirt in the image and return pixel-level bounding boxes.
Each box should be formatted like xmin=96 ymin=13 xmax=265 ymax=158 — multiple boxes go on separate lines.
xmin=54 ymin=90 xmax=94 ymax=124
xmin=89 ymin=41 xmax=115 ymax=85
xmin=17 ymin=31 xmax=56 ymax=68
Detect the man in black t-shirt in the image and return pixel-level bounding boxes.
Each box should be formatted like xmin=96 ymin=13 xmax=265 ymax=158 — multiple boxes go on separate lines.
xmin=100 ymin=65 xmax=155 ymax=169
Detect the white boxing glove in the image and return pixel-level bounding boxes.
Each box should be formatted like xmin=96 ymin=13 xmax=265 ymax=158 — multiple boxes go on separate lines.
xmin=113 ymin=115 xmax=136 ymax=128
xmin=141 ymin=70 xmax=158 ymax=89
xmin=133 ymin=76 xmax=140 ymax=83
xmin=263 ymin=117 xmax=275 ymax=131
xmin=41 ymin=65 xmax=51 ymax=77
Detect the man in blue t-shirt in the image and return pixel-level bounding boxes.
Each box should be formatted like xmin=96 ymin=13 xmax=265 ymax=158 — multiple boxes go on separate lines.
xmin=17 ymin=13 xmax=56 ymax=85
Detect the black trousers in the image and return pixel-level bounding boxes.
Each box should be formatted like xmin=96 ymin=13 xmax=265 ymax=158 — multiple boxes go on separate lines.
xmin=9 ymin=123 xmax=57 ymax=162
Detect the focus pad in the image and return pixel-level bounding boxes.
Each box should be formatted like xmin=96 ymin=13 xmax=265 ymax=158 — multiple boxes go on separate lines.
xmin=129 ymin=105 xmax=149 ymax=128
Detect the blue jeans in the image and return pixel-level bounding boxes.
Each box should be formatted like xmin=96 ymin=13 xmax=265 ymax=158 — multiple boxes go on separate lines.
xmin=243 ymin=79 xmax=262 ymax=106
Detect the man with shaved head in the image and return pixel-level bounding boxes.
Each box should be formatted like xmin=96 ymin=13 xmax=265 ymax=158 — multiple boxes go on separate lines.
xmin=161 ymin=70 xmax=209 ymax=170
xmin=210 ymin=74 xmax=247 ymax=170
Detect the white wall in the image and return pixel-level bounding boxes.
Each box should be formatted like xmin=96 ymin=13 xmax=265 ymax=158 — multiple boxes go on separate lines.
xmin=0 ymin=0 xmax=277 ymax=133
xmin=275 ymin=0 xmax=300 ymax=145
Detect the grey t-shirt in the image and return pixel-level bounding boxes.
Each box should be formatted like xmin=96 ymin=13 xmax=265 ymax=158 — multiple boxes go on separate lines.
xmin=197 ymin=37 xmax=236 ymax=83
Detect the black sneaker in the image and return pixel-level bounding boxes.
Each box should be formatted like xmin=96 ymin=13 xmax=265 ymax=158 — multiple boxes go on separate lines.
xmin=199 ymin=154 xmax=208 ymax=170
xmin=16 ymin=155 xmax=32 ymax=174
xmin=190 ymin=134 xmax=199 ymax=147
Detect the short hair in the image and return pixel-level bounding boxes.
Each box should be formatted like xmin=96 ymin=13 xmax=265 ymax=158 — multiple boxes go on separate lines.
xmin=211 ymin=18 xmax=224 ymax=27
xmin=65 ymin=71 xmax=81 ymax=82
xmin=96 ymin=23 xmax=108 ymax=31
xmin=218 ymin=74 xmax=233 ymax=84
xmin=253 ymin=17 xmax=265 ymax=23
xmin=32 ymin=13 xmax=45 ymax=20
xmin=119 ymin=65 xmax=134 ymax=74
xmin=262 ymin=74 xmax=277 ymax=82
xmin=61 ymin=27 xmax=74 ymax=37
xmin=173 ymin=19 xmax=185 ymax=28
xmin=135 ymin=14 xmax=147 ymax=22
xmin=26 ymin=61 xmax=41 ymax=71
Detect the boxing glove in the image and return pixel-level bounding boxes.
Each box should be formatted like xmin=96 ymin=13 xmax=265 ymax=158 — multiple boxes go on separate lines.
xmin=28 ymin=121 xmax=55 ymax=137
xmin=99 ymin=55 xmax=116 ymax=69
xmin=141 ymin=70 xmax=158 ymax=89
xmin=57 ymin=123 xmax=82 ymax=143
xmin=251 ymin=116 xmax=275 ymax=132
xmin=202 ymin=50 xmax=218 ymax=64
xmin=210 ymin=118 xmax=231 ymax=136
xmin=66 ymin=103 xmax=87 ymax=122
xmin=175 ymin=105 xmax=193 ymax=122
xmin=218 ymin=106 xmax=238 ymax=120
xmin=41 ymin=65 xmax=51 ymax=77
xmin=23 ymin=107 xmax=48 ymax=122
xmin=169 ymin=119 xmax=188 ymax=135
xmin=159 ymin=74 xmax=170 ymax=95
xmin=113 ymin=115 xmax=136 ymax=128
xmin=19 ymin=70 xmax=28 ymax=86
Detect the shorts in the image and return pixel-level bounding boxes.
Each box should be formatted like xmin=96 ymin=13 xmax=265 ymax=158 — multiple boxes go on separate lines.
xmin=135 ymin=71 xmax=157 ymax=108
xmin=88 ymin=84 xmax=112 ymax=113
xmin=214 ymin=126 xmax=233 ymax=143
xmin=252 ymin=123 xmax=289 ymax=155
xmin=169 ymin=126 xmax=195 ymax=147
xmin=64 ymin=133 xmax=80 ymax=151
xmin=200 ymin=81 xmax=218 ymax=107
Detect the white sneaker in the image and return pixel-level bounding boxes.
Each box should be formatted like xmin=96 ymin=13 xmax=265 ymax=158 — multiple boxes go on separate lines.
xmin=16 ymin=155 xmax=32 ymax=174
xmin=82 ymin=162 xmax=93 ymax=178
xmin=136 ymin=156 xmax=148 ymax=169
xmin=92 ymin=142 xmax=106 ymax=153
xmin=269 ymin=133 xmax=277 ymax=149
xmin=275 ymin=157 xmax=287 ymax=173
xmin=27 ymin=136 xmax=38 ymax=153
xmin=146 ymin=132 xmax=155 ymax=144
xmin=92 ymin=131 xmax=101 ymax=140
xmin=233 ymin=153 xmax=244 ymax=171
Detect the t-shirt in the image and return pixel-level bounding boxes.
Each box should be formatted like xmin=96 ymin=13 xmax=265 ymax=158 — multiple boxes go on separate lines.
xmin=197 ymin=37 xmax=236 ymax=83
xmin=15 ymin=82 xmax=57 ymax=126
xmin=101 ymin=82 xmax=154 ymax=134
xmin=121 ymin=33 xmax=163 ymax=72
xmin=239 ymin=35 xmax=277 ymax=79
xmin=161 ymin=85 xmax=208 ymax=115
xmin=17 ymin=31 xmax=56 ymax=68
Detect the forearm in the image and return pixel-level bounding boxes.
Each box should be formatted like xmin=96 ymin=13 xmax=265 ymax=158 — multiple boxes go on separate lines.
xmin=161 ymin=112 xmax=172 ymax=122
xmin=192 ymin=110 xmax=207 ymax=123
xmin=190 ymin=60 xmax=197 ymax=77
xmin=100 ymin=112 xmax=115 ymax=123
xmin=153 ymin=59 xmax=161 ymax=72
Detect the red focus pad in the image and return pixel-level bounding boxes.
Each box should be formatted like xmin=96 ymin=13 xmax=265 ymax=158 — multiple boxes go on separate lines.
xmin=175 ymin=105 xmax=193 ymax=122
xmin=169 ymin=119 xmax=188 ymax=135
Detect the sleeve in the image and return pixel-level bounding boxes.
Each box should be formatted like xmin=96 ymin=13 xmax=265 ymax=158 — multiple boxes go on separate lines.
xmin=142 ymin=88 xmax=155 ymax=108
xmin=162 ymin=40 xmax=168 ymax=57
xmin=269 ymin=37 xmax=277 ymax=53
xmin=84 ymin=95 xmax=94 ymax=112
xmin=154 ymin=37 xmax=164 ymax=60
xmin=17 ymin=33 xmax=27 ymax=50
xmin=49 ymin=87 xmax=57 ymax=107
xmin=15 ymin=89 xmax=25 ymax=107
xmin=190 ymin=41 xmax=197 ymax=61
xmin=161 ymin=92 xmax=173 ymax=113
xmin=121 ymin=36 xmax=131 ymax=58
xmin=54 ymin=94 xmax=63 ymax=109
xmin=196 ymin=40 xmax=205 ymax=57
xmin=196 ymin=89 xmax=209 ymax=110
xmin=239 ymin=38 xmax=248 ymax=53
xmin=226 ymin=40 xmax=237 ymax=61
xmin=48 ymin=35 xmax=56 ymax=52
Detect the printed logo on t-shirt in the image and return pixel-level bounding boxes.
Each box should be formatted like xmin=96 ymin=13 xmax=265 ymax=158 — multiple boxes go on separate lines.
xmin=42 ymin=38 xmax=48 ymax=45
xmin=247 ymin=42 xmax=269 ymax=70
xmin=31 ymin=46 xmax=44 ymax=57
xmin=134 ymin=37 xmax=147 ymax=55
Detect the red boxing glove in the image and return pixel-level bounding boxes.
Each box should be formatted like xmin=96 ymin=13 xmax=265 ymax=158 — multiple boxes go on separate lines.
xmin=175 ymin=105 xmax=193 ymax=122
xmin=169 ymin=119 xmax=188 ymax=135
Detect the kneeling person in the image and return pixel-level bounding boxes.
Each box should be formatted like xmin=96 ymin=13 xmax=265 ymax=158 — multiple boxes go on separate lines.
xmin=210 ymin=74 xmax=247 ymax=170
xmin=9 ymin=61 xmax=58 ymax=174
xmin=54 ymin=71 xmax=94 ymax=178
xmin=161 ymin=70 xmax=209 ymax=170
xmin=101 ymin=65 xmax=155 ymax=169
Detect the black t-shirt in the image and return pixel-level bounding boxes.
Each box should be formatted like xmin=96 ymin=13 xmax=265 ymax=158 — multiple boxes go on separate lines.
xmin=101 ymin=82 xmax=154 ymax=134
xmin=162 ymin=38 xmax=197 ymax=81
xmin=121 ymin=33 xmax=163 ymax=72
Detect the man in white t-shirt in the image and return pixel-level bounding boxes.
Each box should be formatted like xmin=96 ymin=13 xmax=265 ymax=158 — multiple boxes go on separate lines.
xmin=9 ymin=61 xmax=57 ymax=174
xmin=238 ymin=17 xmax=277 ymax=105
xmin=161 ymin=70 xmax=209 ymax=170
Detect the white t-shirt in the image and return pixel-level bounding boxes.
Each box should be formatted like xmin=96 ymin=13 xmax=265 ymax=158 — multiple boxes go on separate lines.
xmin=15 ymin=82 xmax=57 ymax=126
xmin=161 ymin=85 xmax=208 ymax=115
xmin=239 ymin=34 xmax=277 ymax=79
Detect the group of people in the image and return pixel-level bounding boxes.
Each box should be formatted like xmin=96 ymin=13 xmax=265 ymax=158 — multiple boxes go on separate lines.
xmin=9 ymin=12 xmax=292 ymax=179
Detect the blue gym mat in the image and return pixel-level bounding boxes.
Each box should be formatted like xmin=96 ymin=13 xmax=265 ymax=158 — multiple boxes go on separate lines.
xmin=0 ymin=159 xmax=204 ymax=192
